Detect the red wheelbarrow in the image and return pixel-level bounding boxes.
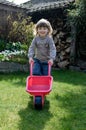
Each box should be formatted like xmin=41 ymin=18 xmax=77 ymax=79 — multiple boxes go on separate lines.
xmin=26 ymin=62 xmax=53 ymax=109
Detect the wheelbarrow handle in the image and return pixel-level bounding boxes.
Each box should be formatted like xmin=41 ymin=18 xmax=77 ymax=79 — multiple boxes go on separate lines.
xmin=30 ymin=61 xmax=51 ymax=76
xmin=48 ymin=62 xmax=51 ymax=76
xmin=30 ymin=61 xmax=34 ymax=76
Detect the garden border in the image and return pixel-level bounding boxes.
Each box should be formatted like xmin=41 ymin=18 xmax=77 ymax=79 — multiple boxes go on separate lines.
xmin=0 ymin=62 xmax=29 ymax=73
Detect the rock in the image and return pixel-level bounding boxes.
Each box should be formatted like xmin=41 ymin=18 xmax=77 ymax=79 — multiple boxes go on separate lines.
xmin=65 ymin=47 xmax=70 ymax=53
xmin=57 ymin=60 xmax=69 ymax=68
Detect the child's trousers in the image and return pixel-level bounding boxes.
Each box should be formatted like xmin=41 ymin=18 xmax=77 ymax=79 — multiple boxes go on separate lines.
xmin=33 ymin=58 xmax=49 ymax=76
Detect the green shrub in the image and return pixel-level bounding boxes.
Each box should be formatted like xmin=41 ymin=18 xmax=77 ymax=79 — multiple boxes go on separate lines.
xmin=6 ymin=42 xmax=21 ymax=51
xmin=68 ymin=0 xmax=86 ymax=36
xmin=0 ymin=39 xmax=6 ymax=51
xmin=7 ymin=14 xmax=34 ymax=46
xmin=21 ymin=44 xmax=28 ymax=51
xmin=0 ymin=13 xmax=34 ymax=47
xmin=0 ymin=54 xmax=4 ymax=60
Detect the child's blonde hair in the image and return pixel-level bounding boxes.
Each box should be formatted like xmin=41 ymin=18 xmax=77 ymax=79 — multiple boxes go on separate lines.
xmin=34 ymin=18 xmax=53 ymax=36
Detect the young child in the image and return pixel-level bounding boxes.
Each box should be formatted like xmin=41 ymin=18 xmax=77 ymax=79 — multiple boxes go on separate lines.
xmin=28 ymin=18 xmax=56 ymax=75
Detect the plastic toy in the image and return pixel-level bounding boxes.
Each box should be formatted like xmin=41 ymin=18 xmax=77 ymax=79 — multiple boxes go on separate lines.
xmin=26 ymin=62 xmax=53 ymax=109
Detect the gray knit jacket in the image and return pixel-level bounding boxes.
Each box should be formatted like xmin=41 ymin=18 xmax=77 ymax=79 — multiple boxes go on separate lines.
xmin=28 ymin=35 xmax=56 ymax=62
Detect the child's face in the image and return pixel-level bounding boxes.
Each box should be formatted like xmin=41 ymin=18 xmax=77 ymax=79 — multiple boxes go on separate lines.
xmin=37 ymin=27 xmax=49 ymax=37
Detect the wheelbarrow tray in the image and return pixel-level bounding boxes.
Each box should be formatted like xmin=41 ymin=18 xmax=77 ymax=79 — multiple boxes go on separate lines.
xmin=26 ymin=75 xmax=53 ymax=96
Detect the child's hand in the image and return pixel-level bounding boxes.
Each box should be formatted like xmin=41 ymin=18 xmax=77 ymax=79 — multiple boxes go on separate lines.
xmin=29 ymin=58 xmax=34 ymax=64
xmin=48 ymin=59 xmax=53 ymax=66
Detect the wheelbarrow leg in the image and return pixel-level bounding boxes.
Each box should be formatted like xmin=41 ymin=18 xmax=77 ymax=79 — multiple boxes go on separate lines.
xmin=33 ymin=96 xmax=44 ymax=109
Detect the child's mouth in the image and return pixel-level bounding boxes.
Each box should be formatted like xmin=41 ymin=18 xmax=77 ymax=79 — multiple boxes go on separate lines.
xmin=40 ymin=32 xmax=46 ymax=34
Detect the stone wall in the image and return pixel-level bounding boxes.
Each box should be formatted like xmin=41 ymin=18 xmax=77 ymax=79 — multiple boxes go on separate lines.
xmin=0 ymin=62 xmax=29 ymax=73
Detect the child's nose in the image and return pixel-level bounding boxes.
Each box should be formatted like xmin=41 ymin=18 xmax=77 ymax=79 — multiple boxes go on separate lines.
xmin=41 ymin=28 xmax=44 ymax=31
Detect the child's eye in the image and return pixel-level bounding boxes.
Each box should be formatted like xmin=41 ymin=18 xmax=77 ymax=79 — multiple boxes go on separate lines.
xmin=39 ymin=27 xmax=42 ymax=29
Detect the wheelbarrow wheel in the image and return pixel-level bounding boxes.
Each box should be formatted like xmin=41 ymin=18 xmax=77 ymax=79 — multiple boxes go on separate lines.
xmin=34 ymin=96 xmax=43 ymax=110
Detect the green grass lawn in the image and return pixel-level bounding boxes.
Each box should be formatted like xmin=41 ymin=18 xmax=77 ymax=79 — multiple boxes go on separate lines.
xmin=0 ymin=70 xmax=86 ymax=130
